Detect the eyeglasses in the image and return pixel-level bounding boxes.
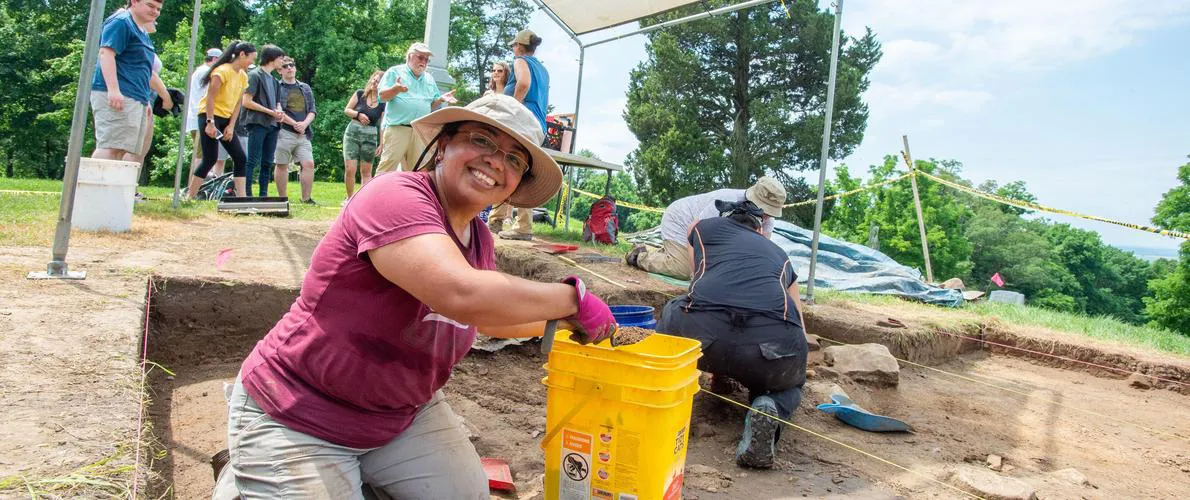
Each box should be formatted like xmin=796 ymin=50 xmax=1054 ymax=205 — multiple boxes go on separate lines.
xmin=410 ymin=53 xmax=430 ymax=62
xmin=281 ymin=63 xmax=295 ymax=69
xmin=466 ymin=132 xmax=530 ymax=176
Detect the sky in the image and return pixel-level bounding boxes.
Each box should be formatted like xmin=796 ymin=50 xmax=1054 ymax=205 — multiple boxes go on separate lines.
xmin=523 ymin=0 xmax=1190 ymax=251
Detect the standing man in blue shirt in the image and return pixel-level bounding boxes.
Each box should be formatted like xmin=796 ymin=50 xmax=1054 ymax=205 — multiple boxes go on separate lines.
xmin=89 ymin=0 xmax=163 ymax=161
xmin=375 ymin=42 xmax=457 ymax=174
xmin=490 ymin=29 xmax=550 ymax=240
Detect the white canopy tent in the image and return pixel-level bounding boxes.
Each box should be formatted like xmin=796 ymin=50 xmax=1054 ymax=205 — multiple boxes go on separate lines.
xmin=38 ymin=0 xmax=844 ymax=296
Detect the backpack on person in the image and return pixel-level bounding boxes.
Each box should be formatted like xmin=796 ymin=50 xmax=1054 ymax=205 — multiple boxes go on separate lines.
xmin=583 ymin=197 xmax=619 ymax=245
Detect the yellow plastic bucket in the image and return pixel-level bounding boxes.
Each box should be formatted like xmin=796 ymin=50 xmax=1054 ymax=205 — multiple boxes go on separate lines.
xmin=542 ymin=331 xmax=702 ymax=500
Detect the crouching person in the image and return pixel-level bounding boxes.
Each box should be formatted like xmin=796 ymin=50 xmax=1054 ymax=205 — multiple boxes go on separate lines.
xmin=655 ymin=199 xmax=810 ymax=469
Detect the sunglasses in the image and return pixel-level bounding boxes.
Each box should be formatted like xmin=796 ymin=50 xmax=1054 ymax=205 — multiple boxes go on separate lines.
xmin=466 ymin=131 xmax=530 ymax=176
xmin=281 ymin=63 xmax=295 ymax=69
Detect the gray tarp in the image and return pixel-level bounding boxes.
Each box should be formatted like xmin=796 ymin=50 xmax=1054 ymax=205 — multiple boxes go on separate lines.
xmin=627 ymin=221 xmax=964 ymax=307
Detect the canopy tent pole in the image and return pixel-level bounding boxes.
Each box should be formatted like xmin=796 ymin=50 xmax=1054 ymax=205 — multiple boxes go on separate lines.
xmin=902 ymin=135 xmax=934 ymax=282
xmin=582 ymin=0 xmax=776 ymax=49
xmin=29 ymin=0 xmax=108 ymax=280
xmin=805 ymin=0 xmax=844 ymax=302
xmin=172 ymin=0 xmax=203 ymax=208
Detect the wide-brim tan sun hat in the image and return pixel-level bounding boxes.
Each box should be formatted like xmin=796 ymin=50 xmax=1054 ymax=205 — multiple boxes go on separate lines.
xmin=411 ymin=94 xmax=562 ymax=208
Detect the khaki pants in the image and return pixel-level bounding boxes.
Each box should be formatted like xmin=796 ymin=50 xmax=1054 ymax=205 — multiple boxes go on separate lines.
xmin=376 ymin=125 xmax=422 ymax=174
xmin=488 ymin=204 xmax=533 ymax=234
xmin=636 ymin=239 xmax=693 ymax=280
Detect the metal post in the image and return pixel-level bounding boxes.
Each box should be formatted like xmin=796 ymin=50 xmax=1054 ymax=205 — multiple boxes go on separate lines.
xmin=804 ymin=0 xmax=843 ymax=302
xmin=903 ymin=135 xmax=934 ymax=282
xmin=571 ymin=46 xmax=584 ymax=153
xmin=30 ymin=0 xmax=108 ymax=280
xmin=564 ymin=167 xmax=575 ymax=232
xmin=172 ymin=0 xmax=203 ymax=207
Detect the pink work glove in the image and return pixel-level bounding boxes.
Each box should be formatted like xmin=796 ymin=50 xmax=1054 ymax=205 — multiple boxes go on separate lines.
xmin=561 ymin=275 xmax=617 ymax=345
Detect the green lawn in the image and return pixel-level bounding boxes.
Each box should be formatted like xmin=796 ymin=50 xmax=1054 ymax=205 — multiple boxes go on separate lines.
xmin=814 ymin=288 xmax=1190 ymax=356
xmin=0 ymin=177 xmax=347 ymax=246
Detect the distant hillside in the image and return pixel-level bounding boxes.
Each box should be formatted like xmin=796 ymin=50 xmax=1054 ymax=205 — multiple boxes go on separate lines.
xmin=1117 ymin=245 xmax=1180 ymax=262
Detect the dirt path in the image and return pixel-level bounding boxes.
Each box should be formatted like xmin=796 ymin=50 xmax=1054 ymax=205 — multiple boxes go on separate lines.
xmin=1 ymin=214 xmax=1187 ymax=498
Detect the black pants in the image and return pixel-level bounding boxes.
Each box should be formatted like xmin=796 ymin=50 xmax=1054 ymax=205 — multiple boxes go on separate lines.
xmin=657 ymin=296 xmax=808 ymax=419
xmin=194 ymin=113 xmax=246 ymax=179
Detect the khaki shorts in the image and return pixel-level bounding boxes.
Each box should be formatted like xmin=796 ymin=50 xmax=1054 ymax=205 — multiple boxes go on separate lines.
xmin=275 ymin=129 xmax=313 ymax=164
xmin=90 ymin=91 xmax=146 ymax=154
xmin=376 ymin=125 xmax=422 ymax=174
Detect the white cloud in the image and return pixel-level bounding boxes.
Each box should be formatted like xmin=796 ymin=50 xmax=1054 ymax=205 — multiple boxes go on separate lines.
xmin=877 ymin=39 xmax=941 ymax=75
xmin=866 ymin=82 xmax=993 ymax=116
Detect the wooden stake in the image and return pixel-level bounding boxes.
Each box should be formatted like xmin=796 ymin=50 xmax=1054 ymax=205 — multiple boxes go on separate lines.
xmin=902 ymin=135 xmax=934 ymax=283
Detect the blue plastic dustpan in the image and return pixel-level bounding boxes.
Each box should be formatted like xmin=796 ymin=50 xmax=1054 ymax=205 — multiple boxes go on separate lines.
xmin=816 ymin=394 xmax=915 ymax=433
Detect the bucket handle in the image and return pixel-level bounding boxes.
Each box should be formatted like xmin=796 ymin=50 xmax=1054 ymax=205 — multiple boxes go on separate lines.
xmin=538 ymin=389 xmax=599 ymax=451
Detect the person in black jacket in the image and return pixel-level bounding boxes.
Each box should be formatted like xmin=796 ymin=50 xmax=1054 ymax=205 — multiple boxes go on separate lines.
xmin=656 ymin=199 xmax=811 ymax=469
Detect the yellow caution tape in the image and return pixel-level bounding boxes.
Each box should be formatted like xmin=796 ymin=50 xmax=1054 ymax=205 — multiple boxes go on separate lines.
xmin=0 ymin=189 xmax=59 ymax=195
xmin=566 ymin=183 xmax=667 ymax=214
xmin=917 ymin=170 xmax=1189 ymax=240
xmin=783 ymin=172 xmax=914 ymax=208
xmin=553 ymin=182 xmax=572 ymax=226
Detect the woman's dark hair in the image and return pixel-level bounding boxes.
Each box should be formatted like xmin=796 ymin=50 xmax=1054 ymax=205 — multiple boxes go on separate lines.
xmin=518 ymin=35 xmax=543 ymax=54
xmin=202 ymin=41 xmax=256 ymax=86
xmin=716 ymin=200 xmax=763 ymax=230
xmin=258 ymin=44 xmax=286 ymax=67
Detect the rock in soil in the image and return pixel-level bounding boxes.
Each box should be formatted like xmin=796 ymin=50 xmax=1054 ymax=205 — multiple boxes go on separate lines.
xmin=948 ymin=465 xmax=1038 ymax=500
xmin=1126 ymin=372 xmax=1152 ymax=389
xmin=987 ymin=454 xmax=1004 ymax=471
xmin=823 ymin=343 xmax=900 ymax=387
xmin=612 ymin=326 xmax=654 ymax=346
xmin=685 ymin=464 xmax=732 ymax=492
xmin=1052 ymin=468 xmax=1093 ymax=487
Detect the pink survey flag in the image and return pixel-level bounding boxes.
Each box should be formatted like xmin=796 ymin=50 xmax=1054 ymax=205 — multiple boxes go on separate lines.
xmin=215 ymin=248 xmax=233 ymax=269
xmin=990 ymin=272 xmax=1005 ymax=287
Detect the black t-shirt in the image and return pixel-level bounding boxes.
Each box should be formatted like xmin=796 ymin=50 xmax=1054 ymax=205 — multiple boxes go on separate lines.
xmin=687 ymin=216 xmax=799 ymax=324
xmin=353 ymin=90 xmax=385 ymax=126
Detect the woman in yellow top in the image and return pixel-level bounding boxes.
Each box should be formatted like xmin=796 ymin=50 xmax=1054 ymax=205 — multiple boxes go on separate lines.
xmin=187 ymin=41 xmax=256 ymax=198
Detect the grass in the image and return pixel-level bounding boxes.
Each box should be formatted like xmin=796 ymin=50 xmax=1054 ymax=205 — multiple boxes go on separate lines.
xmin=530 ymin=219 xmax=635 ymax=256
xmin=0 ymin=177 xmax=349 ymax=246
xmin=815 ymin=288 xmax=1190 ymax=356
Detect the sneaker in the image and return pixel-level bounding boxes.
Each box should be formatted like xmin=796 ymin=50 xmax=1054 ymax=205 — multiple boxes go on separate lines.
xmin=625 ymin=244 xmax=646 ymax=267
xmin=301 ymin=198 xmax=318 ymax=205
xmin=498 ymin=230 xmax=532 ymax=241
xmin=736 ymin=396 xmax=779 ymax=469
xmin=210 ymin=448 xmax=230 ymax=481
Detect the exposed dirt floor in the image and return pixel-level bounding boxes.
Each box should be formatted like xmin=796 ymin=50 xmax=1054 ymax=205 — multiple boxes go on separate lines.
xmin=1 ymin=213 xmax=1188 ymax=499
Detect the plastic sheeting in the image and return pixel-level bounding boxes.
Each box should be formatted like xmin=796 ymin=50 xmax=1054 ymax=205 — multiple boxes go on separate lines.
xmin=626 ymin=221 xmax=964 ymax=307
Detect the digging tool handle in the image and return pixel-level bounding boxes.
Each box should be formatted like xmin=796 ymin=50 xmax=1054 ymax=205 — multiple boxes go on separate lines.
xmin=541 ymin=319 xmax=558 ymax=354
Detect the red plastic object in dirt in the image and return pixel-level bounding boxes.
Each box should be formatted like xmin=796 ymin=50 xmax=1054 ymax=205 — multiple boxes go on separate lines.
xmin=482 ymin=457 xmax=516 ymax=492
xmin=532 ymin=243 xmax=579 ymax=254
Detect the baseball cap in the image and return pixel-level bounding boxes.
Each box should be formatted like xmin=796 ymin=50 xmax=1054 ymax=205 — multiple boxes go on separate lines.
xmin=510 ymin=29 xmax=537 ymax=46
xmin=205 ymin=48 xmax=223 ymax=58
xmin=411 ymin=94 xmax=562 ymax=208
xmin=745 ymin=176 xmax=787 ymax=217
xmin=406 ymin=42 xmax=433 ymax=56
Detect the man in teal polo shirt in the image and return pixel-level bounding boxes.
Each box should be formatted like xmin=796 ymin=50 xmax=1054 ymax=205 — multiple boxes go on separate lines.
xmin=376 ymin=42 xmax=457 ymax=174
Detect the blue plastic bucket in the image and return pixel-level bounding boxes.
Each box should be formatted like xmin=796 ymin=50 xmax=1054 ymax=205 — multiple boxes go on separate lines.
xmin=610 ymin=305 xmax=657 ymax=330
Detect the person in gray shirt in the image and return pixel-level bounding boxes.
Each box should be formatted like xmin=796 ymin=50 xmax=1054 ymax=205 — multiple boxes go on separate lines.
xmin=240 ymin=44 xmax=286 ymax=196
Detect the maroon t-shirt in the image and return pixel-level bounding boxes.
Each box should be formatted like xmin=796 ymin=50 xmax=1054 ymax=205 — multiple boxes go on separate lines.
xmin=240 ymin=172 xmax=495 ymax=448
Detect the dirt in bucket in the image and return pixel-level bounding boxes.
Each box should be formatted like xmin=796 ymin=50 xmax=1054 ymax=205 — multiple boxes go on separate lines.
xmin=612 ymin=326 xmax=654 ymax=346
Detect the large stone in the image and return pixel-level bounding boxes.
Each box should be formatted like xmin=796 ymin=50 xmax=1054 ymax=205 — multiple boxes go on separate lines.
xmin=949 ymin=466 xmax=1037 ymax=500
xmin=1052 ymin=468 xmax=1092 ymax=487
xmin=1126 ymin=372 xmax=1152 ymax=389
xmin=822 ymin=343 xmax=900 ymax=387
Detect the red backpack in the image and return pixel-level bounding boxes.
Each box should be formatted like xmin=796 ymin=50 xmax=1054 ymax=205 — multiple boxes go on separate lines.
xmin=583 ymin=197 xmax=619 ymax=245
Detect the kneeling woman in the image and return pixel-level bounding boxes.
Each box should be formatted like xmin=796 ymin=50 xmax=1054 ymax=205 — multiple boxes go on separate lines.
xmin=213 ymin=94 xmax=616 ymax=498
xmin=656 ymin=200 xmax=809 ymax=469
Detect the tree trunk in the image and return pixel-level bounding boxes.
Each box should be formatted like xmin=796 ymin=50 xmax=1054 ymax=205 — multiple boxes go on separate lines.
xmin=5 ymin=149 xmax=13 ymax=178
xmin=728 ymin=10 xmax=753 ymax=187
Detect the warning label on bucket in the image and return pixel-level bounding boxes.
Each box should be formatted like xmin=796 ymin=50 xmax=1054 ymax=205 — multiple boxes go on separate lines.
xmin=560 ymin=429 xmax=593 ymax=500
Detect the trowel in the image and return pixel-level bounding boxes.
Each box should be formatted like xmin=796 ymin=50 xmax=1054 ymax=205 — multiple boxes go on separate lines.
xmin=816 ymin=394 xmax=915 ymax=433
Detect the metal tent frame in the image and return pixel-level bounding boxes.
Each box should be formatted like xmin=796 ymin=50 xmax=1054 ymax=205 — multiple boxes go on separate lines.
xmin=37 ymin=0 xmax=844 ymax=293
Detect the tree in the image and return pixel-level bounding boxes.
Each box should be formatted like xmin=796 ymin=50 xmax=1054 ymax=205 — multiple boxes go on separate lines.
xmin=1144 ymin=160 xmax=1190 ymax=334
xmin=448 ymin=0 xmax=533 ymax=103
xmin=624 ymin=0 xmax=880 ymax=204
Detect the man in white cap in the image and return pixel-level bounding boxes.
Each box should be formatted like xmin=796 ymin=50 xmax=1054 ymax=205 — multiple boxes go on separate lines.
xmin=187 ymin=47 xmax=223 ymax=176
xmin=375 ymin=41 xmax=457 ymax=174
xmin=626 ymin=176 xmax=787 ymax=280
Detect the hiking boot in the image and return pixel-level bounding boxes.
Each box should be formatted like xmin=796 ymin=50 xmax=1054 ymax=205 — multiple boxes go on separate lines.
xmin=736 ymin=396 xmax=779 ymax=469
xmin=625 ymin=244 xmax=646 ymax=267
xmin=498 ymin=230 xmax=532 ymax=241
xmin=211 ymin=448 xmax=230 ymax=481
